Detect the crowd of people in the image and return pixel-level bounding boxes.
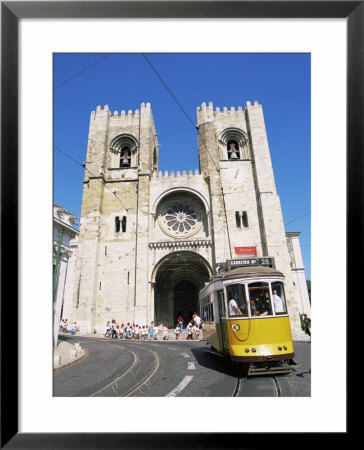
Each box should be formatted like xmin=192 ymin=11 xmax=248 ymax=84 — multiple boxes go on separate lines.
xmin=103 ymin=313 xmax=202 ymax=341
xmin=103 ymin=320 xmax=168 ymax=340
xmin=59 ymin=318 xmax=79 ymax=333
xmin=59 ymin=313 xmax=203 ymax=340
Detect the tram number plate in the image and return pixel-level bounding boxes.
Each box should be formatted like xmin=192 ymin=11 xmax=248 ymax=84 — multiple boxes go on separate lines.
xmin=228 ymin=257 xmax=275 ymax=269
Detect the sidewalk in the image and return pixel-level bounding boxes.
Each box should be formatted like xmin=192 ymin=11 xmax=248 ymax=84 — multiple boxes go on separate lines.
xmin=53 ymin=339 xmax=85 ymax=371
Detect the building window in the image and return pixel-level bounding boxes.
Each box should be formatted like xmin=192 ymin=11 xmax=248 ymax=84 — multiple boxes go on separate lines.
xmin=115 ymin=216 xmax=120 ymax=233
xmin=121 ymin=216 xmax=127 ymax=232
xmin=120 ymin=146 xmax=131 ymax=168
xmin=110 ymin=134 xmax=138 ymax=168
xmin=235 ymin=211 xmax=241 ymax=228
xmin=242 ymin=211 xmax=249 ymax=228
xmin=227 ymin=140 xmax=240 ymax=160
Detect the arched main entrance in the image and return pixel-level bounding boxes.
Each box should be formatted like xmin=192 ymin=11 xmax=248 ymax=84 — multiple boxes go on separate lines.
xmin=153 ymin=251 xmax=212 ymax=327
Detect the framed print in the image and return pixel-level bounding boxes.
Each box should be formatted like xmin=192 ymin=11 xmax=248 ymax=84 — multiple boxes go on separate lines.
xmin=2 ymin=1 xmax=360 ymax=448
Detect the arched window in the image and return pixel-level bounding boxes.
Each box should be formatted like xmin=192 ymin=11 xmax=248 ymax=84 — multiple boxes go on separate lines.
xmin=220 ymin=128 xmax=249 ymax=160
xmin=119 ymin=146 xmax=131 ymax=168
xmin=109 ymin=134 xmax=138 ymax=169
xmin=227 ymin=140 xmax=240 ymax=160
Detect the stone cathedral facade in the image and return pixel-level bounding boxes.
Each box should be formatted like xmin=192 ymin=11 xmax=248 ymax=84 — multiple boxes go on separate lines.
xmin=68 ymin=100 xmax=310 ymax=335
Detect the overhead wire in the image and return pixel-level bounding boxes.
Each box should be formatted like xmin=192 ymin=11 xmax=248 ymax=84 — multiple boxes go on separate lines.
xmin=141 ymin=53 xmax=310 ymax=260
xmin=54 ymin=53 xmax=113 ymax=90
xmin=54 ymin=145 xmax=136 ymax=228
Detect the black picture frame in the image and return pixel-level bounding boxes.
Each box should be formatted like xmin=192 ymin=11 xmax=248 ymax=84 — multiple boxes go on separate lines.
xmin=1 ymin=1 xmax=358 ymax=448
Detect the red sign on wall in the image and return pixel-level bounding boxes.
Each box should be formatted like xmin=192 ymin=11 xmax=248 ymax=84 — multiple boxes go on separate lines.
xmin=234 ymin=246 xmax=257 ymax=256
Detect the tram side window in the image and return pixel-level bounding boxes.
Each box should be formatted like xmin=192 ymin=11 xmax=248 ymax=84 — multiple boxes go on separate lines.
xmin=226 ymin=284 xmax=248 ymax=317
xmin=218 ymin=291 xmax=226 ymax=318
xmin=248 ymin=282 xmax=273 ymax=316
xmin=271 ymin=282 xmax=287 ymax=314
xmin=201 ymin=297 xmax=214 ymax=322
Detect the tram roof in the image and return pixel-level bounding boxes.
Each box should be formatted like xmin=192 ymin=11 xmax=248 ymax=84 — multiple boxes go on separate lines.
xmin=220 ymin=266 xmax=284 ymax=280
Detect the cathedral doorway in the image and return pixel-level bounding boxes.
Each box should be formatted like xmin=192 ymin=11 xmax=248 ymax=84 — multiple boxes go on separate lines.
xmin=153 ymin=251 xmax=212 ymax=328
xmin=174 ymin=280 xmax=197 ymax=324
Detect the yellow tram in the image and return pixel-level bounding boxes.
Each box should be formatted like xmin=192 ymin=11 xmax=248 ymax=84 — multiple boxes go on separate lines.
xmin=199 ymin=263 xmax=295 ymax=376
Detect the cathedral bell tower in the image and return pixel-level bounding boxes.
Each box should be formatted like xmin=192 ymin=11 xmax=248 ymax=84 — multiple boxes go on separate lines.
xmin=196 ymin=101 xmax=300 ymax=331
xmin=73 ymin=103 xmax=159 ymax=333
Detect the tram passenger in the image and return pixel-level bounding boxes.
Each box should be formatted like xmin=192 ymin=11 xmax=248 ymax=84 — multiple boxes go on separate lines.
xmin=229 ymin=298 xmax=243 ymax=316
xmin=256 ymin=298 xmax=269 ymax=316
xmin=250 ymin=299 xmax=263 ymax=316
xmin=273 ymin=291 xmax=284 ymax=313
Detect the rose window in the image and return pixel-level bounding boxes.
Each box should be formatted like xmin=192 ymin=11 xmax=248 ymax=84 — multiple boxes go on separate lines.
xmin=159 ymin=199 xmax=203 ymax=238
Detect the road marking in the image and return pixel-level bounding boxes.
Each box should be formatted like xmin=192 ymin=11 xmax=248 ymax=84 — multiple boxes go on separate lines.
xmin=180 ymin=352 xmax=190 ymax=358
xmin=166 ymin=375 xmax=194 ymax=397
xmin=188 ymin=362 xmax=195 ymax=370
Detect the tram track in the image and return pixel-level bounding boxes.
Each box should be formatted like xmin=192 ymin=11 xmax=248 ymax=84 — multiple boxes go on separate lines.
xmin=271 ymin=376 xmax=282 ymax=397
xmin=89 ymin=343 xmax=161 ymax=397
xmin=89 ymin=346 xmax=137 ymax=397
xmin=233 ymin=377 xmax=243 ymax=397
xmin=122 ymin=344 xmax=161 ymax=397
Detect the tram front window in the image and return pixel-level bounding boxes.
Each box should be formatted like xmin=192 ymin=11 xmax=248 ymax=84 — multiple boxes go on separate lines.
xmin=271 ymin=282 xmax=287 ymax=315
xmin=226 ymin=284 xmax=248 ymax=317
xmin=248 ymin=282 xmax=273 ymax=316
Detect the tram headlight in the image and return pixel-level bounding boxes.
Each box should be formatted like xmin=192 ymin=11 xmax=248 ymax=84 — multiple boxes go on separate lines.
xmin=278 ymin=346 xmax=282 ymax=351
xmin=245 ymin=348 xmax=250 ymax=353
xmin=283 ymin=345 xmax=287 ymax=350
xmin=252 ymin=348 xmax=256 ymax=353
xmin=232 ymin=324 xmax=240 ymax=332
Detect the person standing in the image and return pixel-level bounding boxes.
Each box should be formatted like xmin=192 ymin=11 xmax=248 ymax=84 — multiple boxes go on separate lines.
xmin=174 ymin=325 xmax=180 ymax=340
xmin=177 ymin=314 xmax=184 ymax=333
xmin=186 ymin=322 xmax=193 ymax=340
xmin=303 ymin=314 xmax=311 ymax=340
xmin=154 ymin=323 xmax=159 ymax=340
xmin=149 ymin=321 xmax=154 ymax=340
xmin=125 ymin=323 xmax=131 ymax=339
xmin=193 ymin=313 xmax=201 ymax=328
xmin=104 ymin=321 xmax=111 ymax=337
xmin=163 ymin=323 xmax=168 ymax=340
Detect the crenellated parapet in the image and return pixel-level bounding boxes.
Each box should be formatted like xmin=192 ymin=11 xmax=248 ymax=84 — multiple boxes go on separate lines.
xmin=197 ymin=101 xmax=248 ymax=125
xmin=90 ymin=102 xmax=153 ymax=123
xmin=152 ymin=169 xmax=200 ymax=179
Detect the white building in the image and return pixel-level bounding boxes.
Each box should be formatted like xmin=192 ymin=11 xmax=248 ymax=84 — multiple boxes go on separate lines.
xmin=53 ymin=203 xmax=79 ymax=346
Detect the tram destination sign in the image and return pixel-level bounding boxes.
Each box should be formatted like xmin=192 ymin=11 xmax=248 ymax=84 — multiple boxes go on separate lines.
xmin=227 ymin=257 xmax=275 ymax=271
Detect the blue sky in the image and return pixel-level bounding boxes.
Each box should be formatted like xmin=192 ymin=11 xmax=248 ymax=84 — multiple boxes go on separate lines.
xmin=54 ymin=53 xmax=311 ymax=279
